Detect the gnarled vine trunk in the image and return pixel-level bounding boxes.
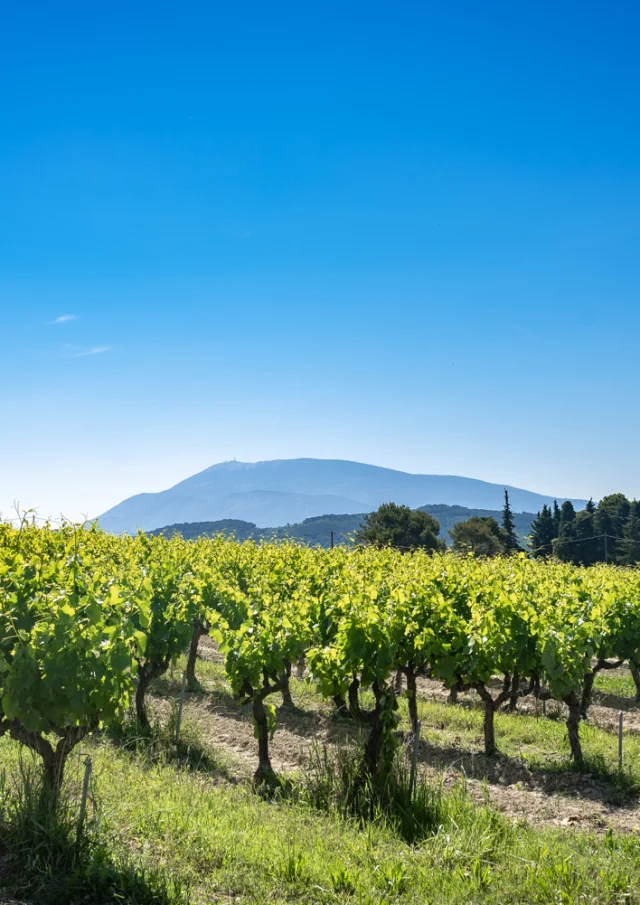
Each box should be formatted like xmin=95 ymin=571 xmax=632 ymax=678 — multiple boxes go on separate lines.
xmin=363 ymin=688 xmax=384 ymax=777
xmin=348 ymin=675 xmax=363 ymax=721
xmin=362 ymin=681 xmax=397 ymax=785
xmin=333 ymin=694 xmax=349 ymax=715
xmin=475 ymin=675 xmax=511 ymax=756
xmin=631 ymin=661 xmax=640 ymax=703
xmin=483 ymin=698 xmax=497 ymax=754
xmin=564 ymin=692 xmax=583 ymax=763
xmin=186 ymin=621 xmax=207 ymax=690
xmin=253 ymin=694 xmax=274 ymax=781
xmin=581 ymin=658 xmax=623 ymax=720
xmin=580 ymin=669 xmax=596 ymax=721
xmin=240 ymin=671 xmax=283 ymax=784
xmin=281 ymin=660 xmax=294 ymax=708
xmin=8 ymin=720 xmax=89 ymax=802
xmin=135 ymin=669 xmax=153 ymax=729
xmin=135 ymin=659 xmax=168 ymax=730
xmin=507 ymin=669 xmax=520 ymax=713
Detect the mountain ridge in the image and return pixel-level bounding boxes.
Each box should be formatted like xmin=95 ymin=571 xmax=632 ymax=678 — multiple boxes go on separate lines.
xmin=97 ymin=458 xmax=586 ymax=534
xmin=150 ymin=503 xmax=538 ymax=548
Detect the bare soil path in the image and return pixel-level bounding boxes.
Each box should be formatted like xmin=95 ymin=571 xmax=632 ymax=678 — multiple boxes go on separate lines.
xmin=147 ymin=637 xmax=640 ymax=835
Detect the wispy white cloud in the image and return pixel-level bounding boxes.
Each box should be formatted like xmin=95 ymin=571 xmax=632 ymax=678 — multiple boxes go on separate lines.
xmin=49 ymin=314 xmax=78 ymax=325
xmin=65 ymin=345 xmax=112 ymax=358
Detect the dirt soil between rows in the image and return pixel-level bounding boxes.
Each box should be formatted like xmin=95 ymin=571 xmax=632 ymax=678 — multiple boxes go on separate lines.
xmin=148 ymin=638 xmax=640 ymax=836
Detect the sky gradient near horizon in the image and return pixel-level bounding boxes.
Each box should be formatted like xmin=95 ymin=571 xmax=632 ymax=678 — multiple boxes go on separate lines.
xmin=2 ymin=1 xmax=640 ymax=520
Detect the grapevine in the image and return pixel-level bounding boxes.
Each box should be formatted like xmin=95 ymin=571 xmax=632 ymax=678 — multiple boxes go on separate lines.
xmin=2 ymin=522 xmax=640 ymax=790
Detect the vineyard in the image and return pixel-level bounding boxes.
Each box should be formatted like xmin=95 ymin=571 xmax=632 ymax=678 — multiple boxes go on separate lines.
xmin=3 ymin=521 xmax=640 ymax=903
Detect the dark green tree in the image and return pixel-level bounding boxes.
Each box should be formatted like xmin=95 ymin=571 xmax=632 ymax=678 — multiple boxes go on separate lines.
xmin=596 ymin=493 xmax=631 ymax=535
xmin=560 ymin=500 xmax=576 ymax=525
xmin=572 ymin=509 xmax=600 ymax=565
xmin=619 ymin=500 xmax=640 ymax=566
xmin=554 ymin=501 xmax=577 ymax=562
xmin=553 ymin=500 xmax=562 ymax=535
xmin=450 ymin=517 xmax=505 ymax=557
xmin=528 ymin=504 xmax=555 ymax=557
xmin=596 ymin=493 xmax=631 ymax=563
xmin=500 ymin=489 xmax=521 ymax=553
xmin=355 ymin=503 xmax=443 ymax=553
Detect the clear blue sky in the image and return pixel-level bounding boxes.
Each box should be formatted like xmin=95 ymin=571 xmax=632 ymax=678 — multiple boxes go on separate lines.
xmin=2 ymin=1 xmax=639 ymax=520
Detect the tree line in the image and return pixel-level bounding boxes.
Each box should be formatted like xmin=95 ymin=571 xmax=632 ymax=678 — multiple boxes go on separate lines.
xmin=356 ymin=491 xmax=523 ymax=556
xmin=357 ymin=491 xmax=640 ymax=567
xmin=529 ymin=493 xmax=640 ymax=565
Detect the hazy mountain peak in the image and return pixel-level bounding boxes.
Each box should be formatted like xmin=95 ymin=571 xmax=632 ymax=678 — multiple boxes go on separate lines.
xmin=97 ymin=457 xmax=586 ymax=534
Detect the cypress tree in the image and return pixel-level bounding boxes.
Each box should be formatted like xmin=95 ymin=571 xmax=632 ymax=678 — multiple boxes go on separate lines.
xmin=554 ymin=501 xmax=578 ymax=562
xmin=560 ymin=500 xmax=576 ymax=524
xmin=552 ymin=500 xmax=561 ymax=537
xmin=501 ymin=489 xmax=521 ymax=554
xmin=573 ymin=509 xmax=599 ymax=565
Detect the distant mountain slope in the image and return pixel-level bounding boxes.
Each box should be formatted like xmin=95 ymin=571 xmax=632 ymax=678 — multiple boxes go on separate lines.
xmin=98 ymin=458 xmax=585 ymax=534
xmin=151 ymin=504 xmax=538 ymax=548
xmin=416 ymin=504 xmax=535 ymax=546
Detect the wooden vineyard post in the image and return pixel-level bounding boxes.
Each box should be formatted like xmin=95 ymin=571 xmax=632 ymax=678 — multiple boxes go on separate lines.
xmin=619 ymin=710 xmax=624 ymax=772
xmin=76 ymin=756 xmax=93 ymax=844
xmin=409 ymin=720 xmax=422 ymax=799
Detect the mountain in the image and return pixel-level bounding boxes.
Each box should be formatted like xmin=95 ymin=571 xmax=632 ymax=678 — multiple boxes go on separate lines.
xmin=150 ymin=504 xmax=538 ymax=548
xmin=97 ymin=458 xmax=586 ymax=535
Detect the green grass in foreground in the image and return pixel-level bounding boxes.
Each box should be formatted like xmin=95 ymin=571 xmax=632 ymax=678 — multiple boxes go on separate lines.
xmin=2 ymin=730 xmax=640 ymax=905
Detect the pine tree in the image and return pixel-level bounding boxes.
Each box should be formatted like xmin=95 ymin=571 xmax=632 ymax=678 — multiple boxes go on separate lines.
xmin=560 ymin=500 xmax=576 ymax=524
xmin=573 ymin=509 xmax=599 ymax=565
xmin=585 ymin=498 xmax=596 ymax=514
xmin=528 ymin=504 xmax=555 ymax=557
xmin=501 ymin=489 xmax=521 ymax=554
xmin=554 ymin=501 xmax=578 ymax=562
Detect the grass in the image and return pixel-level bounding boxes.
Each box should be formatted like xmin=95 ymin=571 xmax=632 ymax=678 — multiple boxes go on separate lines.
xmin=410 ymin=696 xmax=640 ymax=788
xmin=0 ymin=757 xmax=189 ymax=904
xmin=107 ymin=699 xmax=242 ymax=782
xmin=4 ymin=653 xmax=640 ymax=903
xmin=594 ymin=670 xmax=638 ymax=700
xmin=2 ymin=733 xmax=640 ymax=904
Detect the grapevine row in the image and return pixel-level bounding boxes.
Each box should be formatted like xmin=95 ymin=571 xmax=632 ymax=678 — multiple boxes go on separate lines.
xmin=2 ymin=521 xmax=640 ymax=792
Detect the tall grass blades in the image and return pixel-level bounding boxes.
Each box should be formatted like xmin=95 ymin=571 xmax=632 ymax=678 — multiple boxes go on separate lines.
xmin=0 ymin=757 xmax=189 ymax=905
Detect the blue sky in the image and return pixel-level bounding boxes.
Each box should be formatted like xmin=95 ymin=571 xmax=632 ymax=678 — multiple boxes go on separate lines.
xmin=2 ymin=1 xmax=639 ymax=520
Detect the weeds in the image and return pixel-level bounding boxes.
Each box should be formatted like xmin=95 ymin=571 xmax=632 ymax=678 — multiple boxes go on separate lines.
xmin=3 ymin=733 xmax=640 ymax=904
xmin=296 ymin=741 xmax=474 ymax=844
xmin=0 ymin=759 xmax=188 ymax=905
xmin=3 ymin=665 xmax=640 ymax=905
xmin=108 ymin=703 xmax=237 ymax=780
